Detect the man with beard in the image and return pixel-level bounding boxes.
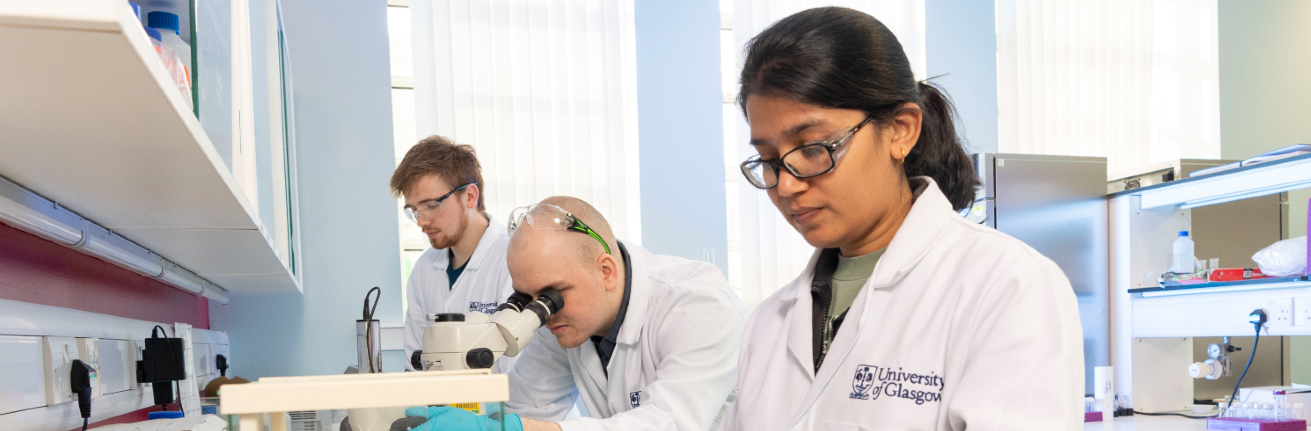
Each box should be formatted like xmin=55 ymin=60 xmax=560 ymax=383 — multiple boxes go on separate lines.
xmin=391 ymin=135 xmax=515 ymax=371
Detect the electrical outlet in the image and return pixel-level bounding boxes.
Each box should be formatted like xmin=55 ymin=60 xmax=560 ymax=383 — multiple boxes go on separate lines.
xmin=42 ymin=336 xmax=77 ymax=406
xmin=1295 ymin=297 xmax=1311 ymax=327
xmin=0 ymin=335 xmax=46 ymax=415
xmin=1263 ymin=299 xmax=1294 ymax=327
xmin=97 ymin=339 xmax=135 ymax=395
xmin=192 ymin=342 xmax=212 ymax=378
xmin=76 ymin=338 xmax=102 ymax=398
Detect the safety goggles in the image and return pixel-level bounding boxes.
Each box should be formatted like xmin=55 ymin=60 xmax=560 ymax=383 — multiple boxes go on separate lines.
xmin=507 ymin=204 xmax=611 ymax=255
xmin=403 ymin=182 xmax=471 ymax=223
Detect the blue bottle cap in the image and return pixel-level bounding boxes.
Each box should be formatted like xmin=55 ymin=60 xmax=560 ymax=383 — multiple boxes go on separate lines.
xmin=148 ymin=411 xmax=185 ymax=420
xmin=130 ymin=3 xmax=141 ymax=21
xmin=147 ymin=11 xmax=180 ymax=35
xmin=1179 ymin=231 xmax=1189 ymax=237
xmin=144 ymin=26 xmax=162 ymax=41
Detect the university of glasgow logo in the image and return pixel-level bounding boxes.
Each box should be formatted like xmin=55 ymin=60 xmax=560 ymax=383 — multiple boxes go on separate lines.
xmin=630 ymin=391 xmax=642 ymax=408
xmin=850 ymin=365 xmax=876 ymax=400
xmin=468 ymin=301 xmax=498 ymax=314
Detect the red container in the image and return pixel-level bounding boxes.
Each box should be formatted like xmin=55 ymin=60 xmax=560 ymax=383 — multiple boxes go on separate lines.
xmin=1210 ymin=268 xmax=1268 ymax=282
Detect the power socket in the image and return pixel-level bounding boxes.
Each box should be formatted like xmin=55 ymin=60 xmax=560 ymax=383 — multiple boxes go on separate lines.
xmin=1262 ymin=299 xmax=1294 ymax=327
xmin=42 ymin=336 xmax=77 ymax=406
xmin=1295 ymin=297 xmax=1311 ymax=327
xmin=76 ymin=338 xmax=102 ymax=398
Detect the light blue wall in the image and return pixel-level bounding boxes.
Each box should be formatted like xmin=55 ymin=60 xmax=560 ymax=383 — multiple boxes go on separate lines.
xmin=634 ymin=0 xmax=729 ymax=274
xmin=1217 ymin=0 xmax=1311 ymax=385
xmin=209 ymin=0 xmax=404 ymax=378
xmin=925 ymin=0 xmax=998 ymax=155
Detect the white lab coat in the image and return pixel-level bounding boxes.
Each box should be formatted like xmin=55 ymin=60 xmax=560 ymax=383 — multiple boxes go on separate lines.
xmin=403 ymin=218 xmax=517 ymax=371
xmin=720 ymin=177 xmax=1084 ymax=431
xmin=504 ymin=242 xmax=751 ymax=431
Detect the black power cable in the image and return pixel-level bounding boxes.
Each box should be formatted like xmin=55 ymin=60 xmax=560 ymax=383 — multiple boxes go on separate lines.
xmin=1225 ymin=309 xmax=1268 ymax=417
xmin=70 ymin=359 xmax=95 ymax=430
xmin=362 ymin=287 xmax=382 ymax=373
xmin=1132 ymin=410 xmax=1215 ymax=420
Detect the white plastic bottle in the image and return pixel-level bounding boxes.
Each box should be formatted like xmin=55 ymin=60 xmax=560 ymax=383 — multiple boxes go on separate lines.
xmin=146 ymin=11 xmax=191 ymax=73
xmin=1172 ymin=231 xmax=1195 ymax=274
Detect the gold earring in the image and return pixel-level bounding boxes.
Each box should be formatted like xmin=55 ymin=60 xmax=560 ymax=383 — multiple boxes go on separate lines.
xmin=899 ymin=148 xmax=906 ymax=164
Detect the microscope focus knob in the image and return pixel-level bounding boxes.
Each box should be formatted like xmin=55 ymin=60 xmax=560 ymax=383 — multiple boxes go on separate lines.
xmin=411 ymin=351 xmax=423 ymax=371
xmin=466 ymin=348 xmax=495 ymax=369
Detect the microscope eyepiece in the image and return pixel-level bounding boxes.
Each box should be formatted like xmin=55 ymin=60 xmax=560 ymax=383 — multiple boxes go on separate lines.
xmin=525 ymin=289 xmax=564 ymax=325
xmin=495 ymin=291 xmax=534 ymax=313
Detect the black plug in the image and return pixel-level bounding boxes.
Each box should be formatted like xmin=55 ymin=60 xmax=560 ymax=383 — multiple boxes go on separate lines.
xmin=69 ymin=359 xmax=95 ymax=420
xmin=216 ymin=354 xmax=228 ymax=378
xmin=1250 ymin=309 xmax=1268 ymax=330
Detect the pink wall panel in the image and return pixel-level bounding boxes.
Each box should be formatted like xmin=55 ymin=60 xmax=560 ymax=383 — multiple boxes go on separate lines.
xmin=0 ymin=223 xmax=209 ymax=329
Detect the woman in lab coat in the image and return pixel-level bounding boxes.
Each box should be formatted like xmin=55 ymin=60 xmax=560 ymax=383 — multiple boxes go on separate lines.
xmin=719 ymin=7 xmax=1084 ymax=431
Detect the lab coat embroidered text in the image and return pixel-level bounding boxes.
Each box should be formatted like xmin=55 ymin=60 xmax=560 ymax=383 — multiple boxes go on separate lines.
xmin=849 ymin=364 xmax=944 ymax=405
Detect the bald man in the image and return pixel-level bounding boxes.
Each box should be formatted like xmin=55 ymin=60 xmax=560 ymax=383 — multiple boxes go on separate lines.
xmin=407 ymin=196 xmax=750 ymax=431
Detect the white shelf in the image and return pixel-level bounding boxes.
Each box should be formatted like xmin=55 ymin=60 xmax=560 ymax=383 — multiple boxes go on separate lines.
xmin=1115 ymin=153 xmax=1311 ymax=209
xmin=1131 ymin=282 xmax=1311 ymax=338
xmin=0 ymin=1 xmax=298 ymax=292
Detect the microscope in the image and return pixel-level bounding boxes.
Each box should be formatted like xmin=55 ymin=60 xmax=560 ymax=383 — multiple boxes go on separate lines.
xmin=412 ymin=289 xmax=563 ymax=371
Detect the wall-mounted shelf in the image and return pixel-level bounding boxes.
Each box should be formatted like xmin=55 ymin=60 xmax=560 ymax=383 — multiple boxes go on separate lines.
xmin=0 ymin=1 xmax=299 ymax=293
xmin=1128 ymin=276 xmax=1310 ymax=297
xmin=1111 ymin=153 xmax=1311 ymax=209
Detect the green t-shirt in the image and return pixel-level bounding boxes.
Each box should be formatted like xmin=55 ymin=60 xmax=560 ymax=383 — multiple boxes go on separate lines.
xmin=822 ymin=247 xmax=886 ymax=356
xmin=831 ymin=248 xmax=885 ymax=318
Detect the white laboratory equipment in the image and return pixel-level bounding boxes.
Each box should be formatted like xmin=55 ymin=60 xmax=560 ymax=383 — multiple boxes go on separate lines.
xmin=219 ymin=369 xmax=510 ymax=431
xmin=1108 ymin=155 xmax=1309 ymax=414
xmin=416 ymin=290 xmax=562 ymax=371
xmin=973 ymin=153 xmax=1109 ymax=395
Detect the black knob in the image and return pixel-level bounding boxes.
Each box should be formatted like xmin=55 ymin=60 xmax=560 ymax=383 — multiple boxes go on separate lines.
xmin=465 ymin=348 xmax=495 ymax=369
xmin=428 ymin=313 xmax=465 ymax=322
xmin=410 ymin=350 xmax=423 ymax=371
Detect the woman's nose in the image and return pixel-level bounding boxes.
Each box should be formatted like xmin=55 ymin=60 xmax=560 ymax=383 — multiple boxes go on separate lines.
xmin=775 ymin=168 xmax=808 ymax=197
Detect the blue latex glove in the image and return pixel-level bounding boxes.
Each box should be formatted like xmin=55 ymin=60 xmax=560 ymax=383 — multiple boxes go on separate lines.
xmin=403 ymin=406 xmax=523 ymax=431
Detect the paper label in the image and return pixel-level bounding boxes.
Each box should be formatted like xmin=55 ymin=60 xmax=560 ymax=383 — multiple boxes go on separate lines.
xmin=176 ymin=322 xmax=201 ymax=418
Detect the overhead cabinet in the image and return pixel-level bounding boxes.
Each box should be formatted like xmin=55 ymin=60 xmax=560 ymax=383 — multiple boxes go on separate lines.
xmin=0 ymin=0 xmax=301 ymax=293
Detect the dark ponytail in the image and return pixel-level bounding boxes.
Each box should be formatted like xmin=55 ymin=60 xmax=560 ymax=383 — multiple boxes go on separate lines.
xmin=906 ymin=81 xmax=977 ymax=211
xmin=738 ymin=7 xmax=979 ymax=211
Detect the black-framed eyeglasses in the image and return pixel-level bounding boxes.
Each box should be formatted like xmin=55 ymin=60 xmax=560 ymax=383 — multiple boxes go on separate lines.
xmin=403 ymin=182 xmax=472 ymax=223
xmin=740 ymin=115 xmax=876 ymax=189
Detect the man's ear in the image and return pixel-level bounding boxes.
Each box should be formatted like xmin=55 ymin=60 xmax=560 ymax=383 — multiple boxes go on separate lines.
xmin=597 ymin=253 xmax=620 ymax=292
xmin=464 ymin=183 xmax=480 ymax=210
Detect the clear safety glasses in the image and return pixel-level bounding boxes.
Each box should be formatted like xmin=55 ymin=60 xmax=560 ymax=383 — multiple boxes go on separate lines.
xmin=507 ymin=204 xmax=611 ymax=255
xmin=403 ymin=182 xmax=471 ymax=223
xmin=740 ymin=115 xmax=875 ymax=190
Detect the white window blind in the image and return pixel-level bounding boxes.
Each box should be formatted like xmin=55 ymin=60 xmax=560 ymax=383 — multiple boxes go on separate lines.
xmin=408 ymin=0 xmax=642 ymax=243
xmin=996 ymin=0 xmax=1221 ymax=177
xmin=724 ymin=0 xmax=925 ymax=307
